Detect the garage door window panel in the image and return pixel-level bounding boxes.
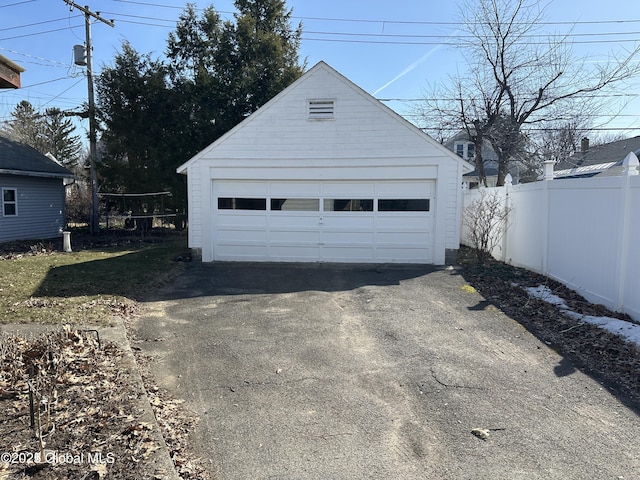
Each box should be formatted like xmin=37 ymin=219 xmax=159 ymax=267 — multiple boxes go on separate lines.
xmin=271 ymin=199 xmax=319 ymax=211
xmin=218 ymin=198 xmax=266 ymax=210
xmin=324 ymin=199 xmax=373 ymax=212
xmin=378 ymin=199 xmax=430 ymax=212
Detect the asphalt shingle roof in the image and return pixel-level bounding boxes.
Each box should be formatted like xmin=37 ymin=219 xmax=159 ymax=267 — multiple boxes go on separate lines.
xmin=0 ymin=135 xmax=73 ymax=178
xmin=556 ymin=135 xmax=640 ymax=171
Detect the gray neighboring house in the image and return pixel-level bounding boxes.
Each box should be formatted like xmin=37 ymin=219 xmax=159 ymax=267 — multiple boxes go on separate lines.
xmin=0 ymin=135 xmax=74 ymax=243
xmin=443 ymin=130 xmax=520 ymax=187
xmin=554 ymin=136 xmax=640 ymax=179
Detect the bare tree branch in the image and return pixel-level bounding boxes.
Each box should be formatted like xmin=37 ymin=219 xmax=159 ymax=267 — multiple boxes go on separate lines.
xmin=417 ymin=0 xmax=640 ymax=186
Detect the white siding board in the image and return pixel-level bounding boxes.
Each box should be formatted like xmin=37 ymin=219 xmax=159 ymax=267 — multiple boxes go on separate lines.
xmin=186 ymin=165 xmax=203 ymax=249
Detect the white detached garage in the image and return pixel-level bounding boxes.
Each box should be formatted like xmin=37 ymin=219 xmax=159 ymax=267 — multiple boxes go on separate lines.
xmin=177 ymin=62 xmax=472 ymax=264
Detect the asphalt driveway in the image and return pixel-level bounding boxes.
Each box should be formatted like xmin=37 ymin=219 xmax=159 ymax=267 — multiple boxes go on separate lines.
xmin=134 ymin=263 xmax=639 ymax=479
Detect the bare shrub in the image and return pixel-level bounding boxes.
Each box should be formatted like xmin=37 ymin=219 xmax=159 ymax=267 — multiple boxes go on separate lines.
xmin=463 ymin=189 xmax=512 ymax=263
xmin=66 ymin=182 xmax=92 ymax=226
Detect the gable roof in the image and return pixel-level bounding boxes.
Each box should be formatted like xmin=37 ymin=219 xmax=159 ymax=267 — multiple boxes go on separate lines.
xmin=0 ymin=135 xmax=73 ymax=179
xmin=178 ymin=61 xmax=472 ymax=173
xmin=555 ymin=135 xmax=640 ymax=178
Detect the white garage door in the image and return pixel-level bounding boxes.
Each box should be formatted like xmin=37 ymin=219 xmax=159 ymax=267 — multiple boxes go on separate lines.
xmin=212 ymin=180 xmax=435 ymax=263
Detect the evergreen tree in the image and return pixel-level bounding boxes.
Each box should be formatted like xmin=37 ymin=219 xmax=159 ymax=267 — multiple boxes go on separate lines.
xmin=42 ymin=108 xmax=83 ymax=168
xmin=2 ymin=101 xmax=82 ymax=168
xmin=96 ymin=0 xmax=304 ymax=225
xmin=232 ymin=0 xmax=304 ymax=115
xmin=4 ymin=101 xmax=47 ymax=152
xmin=166 ymin=0 xmax=304 ymax=144
xmin=96 ymin=42 xmax=185 ymax=226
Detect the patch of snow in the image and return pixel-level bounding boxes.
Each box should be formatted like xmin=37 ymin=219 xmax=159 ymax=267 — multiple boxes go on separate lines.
xmin=525 ymin=285 xmax=569 ymax=309
xmin=525 ymin=285 xmax=640 ymax=347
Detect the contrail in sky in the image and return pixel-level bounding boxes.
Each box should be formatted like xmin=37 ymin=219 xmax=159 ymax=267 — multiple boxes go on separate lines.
xmin=372 ymin=32 xmax=457 ymax=96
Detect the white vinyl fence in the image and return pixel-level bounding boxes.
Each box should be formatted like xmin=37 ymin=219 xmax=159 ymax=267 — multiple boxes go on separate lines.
xmin=461 ymin=154 xmax=640 ymax=322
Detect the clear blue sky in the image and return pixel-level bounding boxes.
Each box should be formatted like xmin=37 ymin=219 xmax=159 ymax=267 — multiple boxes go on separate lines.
xmin=1 ymin=0 xmax=639 ymax=139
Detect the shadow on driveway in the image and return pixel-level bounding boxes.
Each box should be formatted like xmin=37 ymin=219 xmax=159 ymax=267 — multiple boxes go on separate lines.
xmin=140 ymin=262 xmax=440 ymax=301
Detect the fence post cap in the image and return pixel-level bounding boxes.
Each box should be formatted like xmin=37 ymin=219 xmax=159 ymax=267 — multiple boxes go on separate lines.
xmin=505 ymin=173 xmax=513 ymax=186
xmin=543 ymin=159 xmax=555 ymax=181
xmin=622 ymin=152 xmax=639 ymax=176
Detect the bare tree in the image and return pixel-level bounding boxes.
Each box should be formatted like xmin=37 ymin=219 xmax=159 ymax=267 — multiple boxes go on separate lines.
xmin=420 ymin=0 xmax=640 ymax=186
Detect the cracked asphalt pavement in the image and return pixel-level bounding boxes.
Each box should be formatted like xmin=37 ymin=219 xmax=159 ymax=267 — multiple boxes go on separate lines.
xmin=134 ymin=263 xmax=639 ymax=479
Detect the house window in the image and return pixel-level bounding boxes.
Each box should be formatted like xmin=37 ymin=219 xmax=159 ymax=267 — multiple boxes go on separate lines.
xmin=467 ymin=143 xmax=475 ymax=159
xmin=2 ymin=188 xmax=17 ymax=216
xmin=378 ymin=199 xmax=430 ymax=212
xmin=454 ymin=142 xmax=475 ymax=160
xmin=308 ymin=99 xmax=335 ymax=120
xmin=218 ymin=198 xmax=266 ymax=210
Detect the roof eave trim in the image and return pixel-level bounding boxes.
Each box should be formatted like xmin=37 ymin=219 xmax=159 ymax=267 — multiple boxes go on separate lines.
xmin=0 ymin=168 xmax=74 ymax=179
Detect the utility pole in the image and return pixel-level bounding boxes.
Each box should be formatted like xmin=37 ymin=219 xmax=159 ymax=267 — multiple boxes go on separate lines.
xmin=63 ymin=1 xmax=113 ymax=234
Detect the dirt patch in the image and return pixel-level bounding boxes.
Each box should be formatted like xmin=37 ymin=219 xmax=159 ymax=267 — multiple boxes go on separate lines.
xmin=458 ymin=246 xmax=640 ymax=411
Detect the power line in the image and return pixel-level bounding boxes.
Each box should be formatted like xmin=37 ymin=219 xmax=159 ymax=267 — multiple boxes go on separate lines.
xmin=0 ymin=17 xmax=77 ymax=32
xmin=109 ymin=0 xmax=640 ymax=28
xmin=0 ymin=25 xmax=84 ymax=42
xmin=301 ymin=36 xmax=640 ymax=46
xmin=42 ymin=78 xmax=86 ymax=108
xmin=107 ymin=1 xmax=640 ymax=27
xmin=111 ymin=0 xmax=185 ymax=10
xmin=379 ymin=93 xmax=640 ymax=102
xmin=20 ymin=77 xmax=79 ymax=88
xmin=303 ymin=30 xmax=640 ymax=41
xmin=99 ymin=11 xmax=175 ymax=24
xmin=0 ymin=0 xmax=35 ymax=8
xmin=0 ymin=47 xmax=72 ymax=68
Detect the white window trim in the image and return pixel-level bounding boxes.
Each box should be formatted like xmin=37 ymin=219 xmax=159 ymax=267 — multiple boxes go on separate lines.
xmin=454 ymin=141 xmax=475 ymax=161
xmin=2 ymin=187 xmax=18 ymax=217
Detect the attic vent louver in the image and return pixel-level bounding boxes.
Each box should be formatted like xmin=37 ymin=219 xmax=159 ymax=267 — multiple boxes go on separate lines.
xmin=308 ymin=99 xmax=335 ymax=120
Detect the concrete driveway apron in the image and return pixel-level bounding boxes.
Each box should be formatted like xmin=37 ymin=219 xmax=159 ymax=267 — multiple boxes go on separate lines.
xmin=134 ymin=263 xmax=639 ymax=480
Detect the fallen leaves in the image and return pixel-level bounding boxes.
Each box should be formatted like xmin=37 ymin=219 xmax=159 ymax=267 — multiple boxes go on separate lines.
xmin=135 ymin=352 xmax=210 ymax=479
xmin=0 ymin=327 xmax=164 ymax=479
xmin=471 ymin=428 xmax=491 ymax=440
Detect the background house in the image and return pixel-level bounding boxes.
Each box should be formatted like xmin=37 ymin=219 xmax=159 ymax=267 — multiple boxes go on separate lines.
xmin=554 ymin=136 xmax=640 ymax=179
xmin=178 ymin=62 xmax=472 ymax=264
xmin=0 ymin=135 xmax=74 ymax=243
xmin=443 ymin=130 xmax=520 ymax=187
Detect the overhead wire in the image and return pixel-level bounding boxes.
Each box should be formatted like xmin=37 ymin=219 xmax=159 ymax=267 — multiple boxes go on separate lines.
xmin=109 ymin=0 xmax=640 ymax=27
xmin=0 ymin=0 xmax=36 ymax=8
xmin=1 ymin=1 xmax=638 ymax=131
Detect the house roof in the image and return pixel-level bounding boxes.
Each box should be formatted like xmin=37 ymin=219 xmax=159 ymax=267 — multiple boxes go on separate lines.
xmin=555 ymin=135 xmax=640 ymax=178
xmin=0 ymin=135 xmax=74 ymax=179
xmin=177 ymin=61 xmax=473 ymax=174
